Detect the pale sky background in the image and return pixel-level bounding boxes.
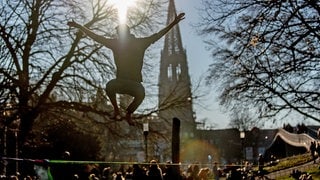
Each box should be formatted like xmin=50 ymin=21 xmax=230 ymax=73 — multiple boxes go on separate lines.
xmin=173 ymin=0 xmax=231 ymax=129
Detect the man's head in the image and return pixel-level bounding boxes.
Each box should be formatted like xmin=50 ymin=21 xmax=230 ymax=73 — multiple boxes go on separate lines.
xmin=116 ymin=24 xmax=130 ymax=38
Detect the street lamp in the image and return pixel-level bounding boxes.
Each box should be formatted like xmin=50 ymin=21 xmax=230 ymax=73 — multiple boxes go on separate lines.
xmin=2 ymin=98 xmax=19 ymax=176
xmin=2 ymin=105 xmax=12 ymax=176
xmin=208 ymin=154 xmax=212 ymax=169
xmin=12 ymin=119 xmax=20 ymax=174
xmin=240 ymin=131 xmax=246 ymax=162
xmin=143 ymin=120 xmax=149 ymax=162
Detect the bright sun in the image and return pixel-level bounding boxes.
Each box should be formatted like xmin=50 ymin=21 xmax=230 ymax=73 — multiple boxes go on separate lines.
xmin=108 ymin=0 xmax=136 ymax=24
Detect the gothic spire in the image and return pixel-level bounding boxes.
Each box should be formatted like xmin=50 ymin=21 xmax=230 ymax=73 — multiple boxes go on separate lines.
xmin=163 ymin=0 xmax=184 ymax=56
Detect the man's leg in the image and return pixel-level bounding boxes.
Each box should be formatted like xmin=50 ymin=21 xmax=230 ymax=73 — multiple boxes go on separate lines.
xmin=116 ymin=80 xmax=145 ymax=126
xmin=124 ymin=81 xmax=145 ymax=126
xmin=125 ymin=82 xmax=145 ymax=114
xmin=106 ymin=79 xmax=121 ymax=120
xmin=106 ymin=79 xmax=145 ymax=125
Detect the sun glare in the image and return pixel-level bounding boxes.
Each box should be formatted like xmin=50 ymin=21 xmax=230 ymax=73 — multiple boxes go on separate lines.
xmin=108 ymin=0 xmax=136 ymax=24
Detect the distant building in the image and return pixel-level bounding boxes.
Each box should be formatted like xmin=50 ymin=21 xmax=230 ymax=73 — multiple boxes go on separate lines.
xmin=196 ymin=126 xmax=319 ymax=165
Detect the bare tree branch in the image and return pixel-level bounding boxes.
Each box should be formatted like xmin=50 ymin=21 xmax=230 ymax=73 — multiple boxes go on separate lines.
xmin=199 ymin=0 xmax=320 ymax=124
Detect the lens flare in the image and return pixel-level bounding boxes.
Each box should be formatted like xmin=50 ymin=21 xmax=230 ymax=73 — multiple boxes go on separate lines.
xmin=181 ymin=139 xmax=220 ymax=163
xmin=109 ymin=0 xmax=136 ymax=24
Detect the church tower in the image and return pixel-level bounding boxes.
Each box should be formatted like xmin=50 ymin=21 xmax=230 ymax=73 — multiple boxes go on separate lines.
xmin=158 ymin=0 xmax=196 ymax=159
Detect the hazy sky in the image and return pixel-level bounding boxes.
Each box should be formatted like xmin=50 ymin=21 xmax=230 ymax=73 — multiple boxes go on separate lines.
xmin=173 ymin=0 xmax=230 ymax=129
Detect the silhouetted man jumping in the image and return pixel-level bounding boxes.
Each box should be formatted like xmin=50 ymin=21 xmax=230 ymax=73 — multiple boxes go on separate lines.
xmin=68 ymin=13 xmax=185 ymax=126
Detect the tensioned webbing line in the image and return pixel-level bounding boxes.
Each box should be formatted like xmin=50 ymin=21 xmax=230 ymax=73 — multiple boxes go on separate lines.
xmin=1 ymin=157 xmax=229 ymax=167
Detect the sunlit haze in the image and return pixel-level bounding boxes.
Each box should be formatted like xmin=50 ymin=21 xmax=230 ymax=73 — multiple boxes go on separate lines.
xmin=108 ymin=0 xmax=136 ymax=24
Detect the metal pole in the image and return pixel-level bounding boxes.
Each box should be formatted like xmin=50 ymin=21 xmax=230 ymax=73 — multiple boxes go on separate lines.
xmin=143 ymin=122 xmax=149 ymax=162
xmin=172 ymin=118 xmax=181 ymax=178
xmin=172 ymin=118 xmax=180 ymax=164
xmin=15 ymin=131 xmax=18 ymax=174
xmin=144 ymin=133 xmax=148 ymax=162
xmin=3 ymin=126 xmax=7 ymax=176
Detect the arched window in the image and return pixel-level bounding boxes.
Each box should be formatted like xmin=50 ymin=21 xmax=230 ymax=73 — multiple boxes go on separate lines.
xmin=167 ymin=64 xmax=172 ymax=81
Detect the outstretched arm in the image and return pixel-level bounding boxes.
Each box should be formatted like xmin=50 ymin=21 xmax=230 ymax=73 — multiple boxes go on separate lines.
xmin=67 ymin=21 xmax=112 ymax=46
xmin=153 ymin=13 xmax=185 ymax=41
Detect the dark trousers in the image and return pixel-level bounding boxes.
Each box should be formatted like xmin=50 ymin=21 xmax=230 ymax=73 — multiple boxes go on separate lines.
xmin=106 ymin=78 xmax=145 ymax=113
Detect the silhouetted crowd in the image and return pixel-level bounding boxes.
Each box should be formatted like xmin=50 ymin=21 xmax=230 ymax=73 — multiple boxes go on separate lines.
xmin=283 ymin=123 xmax=308 ymax=134
xmin=63 ymin=160 xmax=214 ymax=180
xmin=0 ymin=160 xmax=217 ymax=180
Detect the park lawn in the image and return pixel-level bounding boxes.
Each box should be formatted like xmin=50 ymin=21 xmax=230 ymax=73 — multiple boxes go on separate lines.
xmin=262 ymin=153 xmax=320 ymax=179
xmin=275 ymin=166 xmax=320 ymax=180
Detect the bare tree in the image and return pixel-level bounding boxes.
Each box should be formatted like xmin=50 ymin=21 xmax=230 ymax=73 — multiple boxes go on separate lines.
xmin=198 ymin=0 xmax=320 ymax=124
xmin=0 ymin=0 xmax=168 ymax=151
xmin=228 ymin=109 xmax=258 ymax=130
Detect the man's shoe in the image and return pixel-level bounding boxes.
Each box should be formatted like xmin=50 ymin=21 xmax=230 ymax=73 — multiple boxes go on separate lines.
xmin=111 ymin=114 xmax=122 ymax=121
xmin=125 ymin=113 xmax=135 ymax=126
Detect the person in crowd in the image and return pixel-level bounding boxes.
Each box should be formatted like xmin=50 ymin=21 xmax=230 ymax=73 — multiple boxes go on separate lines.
xmin=258 ymin=154 xmax=264 ymax=172
xmin=198 ymin=167 xmax=210 ymax=180
xmin=310 ymin=141 xmax=316 ymax=163
xmin=72 ymin=174 xmax=79 ymax=179
xmin=101 ymin=167 xmax=112 ymax=180
xmin=114 ymin=171 xmax=125 ymax=180
xmin=212 ymin=162 xmax=220 ymax=180
xmin=316 ymin=142 xmax=320 ymax=163
xmin=88 ymin=173 xmax=99 ymax=180
xmin=163 ymin=161 xmax=182 ymax=180
xmin=194 ymin=164 xmax=201 ymax=180
xmin=132 ymin=163 xmax=147 ymax=180
xmin=185 ymin=165 xmax=194 ymax=180
xmin=146 ymin=160 xmax=163 ymax=180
